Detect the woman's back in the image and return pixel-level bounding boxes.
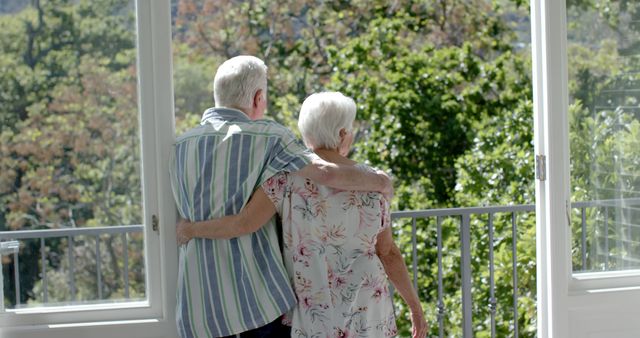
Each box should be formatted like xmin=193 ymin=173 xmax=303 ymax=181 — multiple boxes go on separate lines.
xmin=263 ymin=169 xmax=398 ymax=338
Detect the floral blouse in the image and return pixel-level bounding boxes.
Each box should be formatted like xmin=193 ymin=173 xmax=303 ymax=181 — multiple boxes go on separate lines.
xmin=263 ymin=166 xmax=397 ymax=338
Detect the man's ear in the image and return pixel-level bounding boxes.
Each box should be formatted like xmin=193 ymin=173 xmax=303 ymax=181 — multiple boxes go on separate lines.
xmin=253 ymin=89 xmax=263 ymax=109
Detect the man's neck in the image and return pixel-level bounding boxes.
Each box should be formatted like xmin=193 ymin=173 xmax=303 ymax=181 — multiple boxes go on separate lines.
xmin=215 ymin=105 xmax=253 ymax=117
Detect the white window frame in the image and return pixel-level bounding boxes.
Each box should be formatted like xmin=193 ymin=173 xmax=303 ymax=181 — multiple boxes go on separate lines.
xmin=0 ymin=0 xmax=178 ymax=337
xmin=533 ymin=0 xmax=640 ymax=336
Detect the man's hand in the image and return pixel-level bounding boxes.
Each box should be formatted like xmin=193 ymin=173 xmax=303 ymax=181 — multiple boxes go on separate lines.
xmin=176 ymin=218 xmax=193 ymax=245
xmin=376 ymin=169 xmax=394 ymax=201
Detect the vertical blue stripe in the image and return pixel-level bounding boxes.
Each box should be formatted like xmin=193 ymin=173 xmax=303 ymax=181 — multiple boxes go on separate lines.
xmin=250 ymin=229 xmax=290 ymax=311
xmin=229 ymin=238 xmax=260 ymax=328
xmin=179 ymin=265 xmax=195 ymax=338
xmin=256 ymin=228 xmax=296 ymax=305
xmin=235 ymin=135 xmax=251 ymax=210
xmin=194 ymin=135 xmax=215 ymax=222
xmin=238 ymin=135 xmax=251 ymax=181
xmin=265 ymin=138 xmax=283 ymax=169
xmin=202 ymin=239 xmax=228 ymax=336
xmin=177 ymin=143 xmax=191 ymax=219
xmin=193 ymin=137 xmax=204 ymax=221
xmin=225 ymin=135 xmax=243 ymax=215
xmin=174 ymin=143 xmax=183 ymax=217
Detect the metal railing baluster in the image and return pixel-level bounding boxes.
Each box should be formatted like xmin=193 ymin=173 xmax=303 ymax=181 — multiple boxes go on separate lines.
xmin=604 ymin=206 xmax=609 ymax=270
xmin=511 ymin=212 xmax=519 ymax=338
xmin=96 ymin=235 xmax=102 ymax=300
xmin=68 ymin=236 xmax=75 ymax=301
xmin=412 ymin=217 xmax=418 ymax=292
xmin=616 ymin=203 xmax=623 ymax=268
xmin=437 ymin=216 xmax=444 ymax=338
xmin=488 ymin=213 xmax=496 ymax=338
xmin=626 ymin=208 xmax=632 ymax=268
xmin=460 ymin=214 xmax=472 ymax=338
xmin=581 ymin=207 xmax=587 ymax=270
xmin=41 ymin=238 xmax=47 ymax=303
xmin=123 ymin=233 xmax=130 ymax=299
xmin=14 ymin=249 xmax=20 ymax=307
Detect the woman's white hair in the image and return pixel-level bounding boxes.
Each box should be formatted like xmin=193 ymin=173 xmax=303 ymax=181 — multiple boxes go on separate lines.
xmin=298 ymin=92 xmax=356 ymax=150
xmin=213 ymin=55 xmax=267 ymax=110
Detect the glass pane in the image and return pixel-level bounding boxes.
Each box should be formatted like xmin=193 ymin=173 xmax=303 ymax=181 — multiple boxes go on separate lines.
xmin=0 ymin=0 xmax=146 ymax=309
xmin=568 ymin=1 xmax=640 ymax=273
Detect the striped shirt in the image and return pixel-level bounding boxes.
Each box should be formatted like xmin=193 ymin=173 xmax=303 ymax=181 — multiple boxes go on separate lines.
xmin=169 ymin=107 xmax=317 ymax=337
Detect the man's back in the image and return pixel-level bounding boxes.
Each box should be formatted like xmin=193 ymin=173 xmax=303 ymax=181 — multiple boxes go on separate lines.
xmin=170 ymin=107 xmax=314 ymax=338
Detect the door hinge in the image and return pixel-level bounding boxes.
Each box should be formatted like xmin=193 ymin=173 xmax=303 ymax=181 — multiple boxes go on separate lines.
xmin=152 ymin=214 xmax=159 ymax=233
xmin=535 ymin=154 xmax=546 ymax=181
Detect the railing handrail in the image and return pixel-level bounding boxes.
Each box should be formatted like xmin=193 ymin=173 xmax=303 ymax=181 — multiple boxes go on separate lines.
xmin=391 ymin=204 xmax=535 ymax=219
xmin=390 ymin=197 xmax=640 ymax=219
xmin=0 ymin=225 xmax=144 ymax=240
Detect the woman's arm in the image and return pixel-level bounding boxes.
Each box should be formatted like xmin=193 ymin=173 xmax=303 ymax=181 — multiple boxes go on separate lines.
xmin=376 ymin=227 xmax=429 ymax=338
xmin=176 ymin=188 xmax=277 ymax=244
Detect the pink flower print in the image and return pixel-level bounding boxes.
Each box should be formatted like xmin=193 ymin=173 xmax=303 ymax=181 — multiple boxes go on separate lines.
xmin=335 ymin=327 xmax=350 ymax=338
xmin=362 ymin=273 xmax=389 ymax=303
xmin=281 ymin=315 xmax=292 ymax=326
xmin=294 ymin=271 xmax=312 ymax=293
xmin=342 ymin=191 xmax=360 ymax=210
xmin=372 ymin=287 xmax=385 ymax=302
xmin=334 ymin=276 xmax=347 ymax=288
xmin=301 ymin=295 xmax=314 ymax=309
xmin=359 ymin=234 xmax=378 ymax=259
xmin=291 ymin=229 xmax=315 ymax=266
xmin=298 ymin=244 xmax=310 ymax=257
xmin=283 ymin=230 xmax=294 ymax=249
xmin=264 ymin=173 xmax=287 ymax=202
xmin=276 ymin=173 xmax=288 ymax=187
xmin=303 ymin=178 xmax=319 ymax=197
xmin=327 ymin=266 xmax=335 ymax=281
xmin=293 ymin=246 xmax=311 ymax=267
xmin=312 ymin=198 xmax=328 ymax=220
xmin=317 ymin=224 xmax=346 ymax=245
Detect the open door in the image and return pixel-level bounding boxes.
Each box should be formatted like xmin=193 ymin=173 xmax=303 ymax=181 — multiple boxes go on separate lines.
xmin=533 ymin=1 xmax=640 ymax=337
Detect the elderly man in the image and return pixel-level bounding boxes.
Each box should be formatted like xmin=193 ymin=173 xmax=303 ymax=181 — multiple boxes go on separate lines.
xmin=169 ymin=56 xmax=392 ymax=338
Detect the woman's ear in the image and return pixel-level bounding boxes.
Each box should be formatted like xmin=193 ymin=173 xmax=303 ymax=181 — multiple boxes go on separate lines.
xmin=339 ymin=128 xmax=347 ymax=140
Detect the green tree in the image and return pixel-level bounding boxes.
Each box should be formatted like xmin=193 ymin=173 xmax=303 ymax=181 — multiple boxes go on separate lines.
xmin=0 ymin=0 xmax=143 ymax=306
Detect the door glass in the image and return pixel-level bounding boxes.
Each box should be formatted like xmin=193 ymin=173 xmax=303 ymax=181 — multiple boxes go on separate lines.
xmin=567 ymin=1 xmax=640 ymax=273
xmin=0 ymin=0 xmax=146 ymax=309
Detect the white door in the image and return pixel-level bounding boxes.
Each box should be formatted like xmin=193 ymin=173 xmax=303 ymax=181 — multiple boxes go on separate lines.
xmin=533 ymin=1 xmax=640 ymax=337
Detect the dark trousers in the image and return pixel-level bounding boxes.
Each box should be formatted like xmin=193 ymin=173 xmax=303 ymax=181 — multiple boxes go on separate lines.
xmin=220 ymin=317 xmax=291 ymax=338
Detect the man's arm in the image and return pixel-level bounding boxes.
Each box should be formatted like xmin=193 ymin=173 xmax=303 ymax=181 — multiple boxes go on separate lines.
xmin=294 ymin=158 xmax=394 ymax=199
xmin=176 ymin=188 xmax=276 ymax=244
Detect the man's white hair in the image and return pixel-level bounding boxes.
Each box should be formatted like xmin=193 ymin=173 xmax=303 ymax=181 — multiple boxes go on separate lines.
xmin=213 ymin=55 xmax=267 ymax=110
xmin=298 ymin=92 xmax=356 ymax=150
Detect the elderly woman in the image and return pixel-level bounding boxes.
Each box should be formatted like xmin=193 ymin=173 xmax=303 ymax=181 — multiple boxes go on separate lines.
xmin=177 ymin=92 xmax=427 ymax=338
